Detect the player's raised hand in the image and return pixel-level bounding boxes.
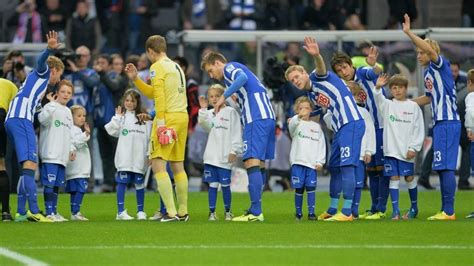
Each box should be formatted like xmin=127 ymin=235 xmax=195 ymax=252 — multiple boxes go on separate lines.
xmin=303 ymin=36 xmax=320 ymax=57
xmin=402 ymin=14 xmax=411 ymax=34
xmin=46 ymin=31 xmax=60 ymax=50
xmin=115 ymin=105 xmax=123 ymax=116
xmin=198 ymin=96 xmax=208 ymax=109
xmin=375 ymin=73 xmax=389 ymax=89
xmin=124 ymin=63 xmax=138 ymax=80
xmin=366 ymin=46 xmax=379 ymax=67
xmin=214 ymin=95 xmax=225 ymax=113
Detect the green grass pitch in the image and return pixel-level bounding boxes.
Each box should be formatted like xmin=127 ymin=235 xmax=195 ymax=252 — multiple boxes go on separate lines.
xmin=0 ymin=191 xmax=473 ymax=265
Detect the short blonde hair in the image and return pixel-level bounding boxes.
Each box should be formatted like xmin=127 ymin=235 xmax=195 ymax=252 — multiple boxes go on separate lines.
xmin=293 ymin=96 xmax=313 ymax=114
xmin=467 ymin=69 xmax=474 ymax=83
xmin=58 ymin=79 xmax=74 ymax=94
xmin=285 ymin=65 xmax=306 ymax=81
xmin=207 ymin=84 xmax=225 ymax=96
xmin=47 ymin=56 xmax=64 ymax=71
xmin=70 ymin=105 xmax=86 ymax=115
xmin=200 ymin=52 xmax=227 ymax=70
xmin=424 ymin=38 xmax=440 ymax=55
xmin=145 ymin=35 xmax=167 ymax=54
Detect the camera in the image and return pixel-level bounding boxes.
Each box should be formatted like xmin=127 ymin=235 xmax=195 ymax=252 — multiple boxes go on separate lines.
xmin=263 ymin=57 xmax=290 ymax=101
xmin=54 ymin=49 xmax=81 ymax=72
xmin=10 ymin=60 xmax=25 ymax=71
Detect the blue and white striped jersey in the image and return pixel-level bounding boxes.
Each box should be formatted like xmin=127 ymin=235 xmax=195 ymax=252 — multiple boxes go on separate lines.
xmin=6 ymin=50 xmax=50 ymax=122
xmin=424 ymin=55 xmax=459 ymax=123
xmin=223 ymin=62 xmax=275 ymax=125
xmin=354 ymin=66 xmax=385 ymax=129
xmin=309 ymin=71 xmax=362 ymax=132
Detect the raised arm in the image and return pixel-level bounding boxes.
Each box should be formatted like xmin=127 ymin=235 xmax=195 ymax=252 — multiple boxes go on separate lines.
xmin=125 ymin=63 xmax=153 ymax=98
xmin=303 ymin=36 xmax=326 ymax=76
xmin=402 ymin=14 xmax=438 ymax=62
xmin=37 ymin=31 xmax=60 ymax=74
xmin=366 ymin=46 xmax=383 ymax=75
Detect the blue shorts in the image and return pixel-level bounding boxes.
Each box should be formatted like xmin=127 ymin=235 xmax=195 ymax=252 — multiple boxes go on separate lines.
xmin=4 ymin=118 xmax=37 ymax=163
xmin=432 ymin=121 xmax=461 ymax=171
xmin=66 ymin=178 xmax=88 ymax=193
xmin=290 ymin=164 xmax=317 ymax=189
xmin=203 ymin=164 xmax=232 ymax=185
xmin=243 ymin=119 xmax=275 ymax=161
xmin=329 ymin=120 xmax=365 ymax=167
xmin=383 ymin=157 xmax=414 ymax=177
xmin=355 ymin=160 xmax=366 ymax=188
xmin=367 ymin=128 xmax=384 ymax=167
xmin=40 ymin=163 xmax=66 ymax=187
xmin=115 ymin=171 xmax=144 ymax=184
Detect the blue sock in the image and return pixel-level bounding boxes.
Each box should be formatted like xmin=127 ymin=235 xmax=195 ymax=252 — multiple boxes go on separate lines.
xmin=261 ymin=168 xmax=267 ymax=192
xmin=377 ymin=175 xmax=389 ymax=213
xmin=328 ymin=167 xmax=342 ymax=215
xmin=438 ymin=171 xmax=445 ymax=211
xmin=208 ymin=183 xmax=218 ymax=213
xmin=295 ymin=188 xmax=304 ymax=216
xmin=17 ymin=176 xmax=27 ymax=215
xmin=221 ymin=184 xmax=231 ymax=212
xmin=368 ymin=172 xmax=380 ymax=213
xmin=70 ymin=192 xmax=77 ymax=214
xmin=44 ymin=186 xmax=54 ymax=215
xmin=136 ymin=188 xmax=144 ymax=212
xmin=52 ymin=186 xmax=59 ymax=214
xmin=23 ymin=169 xmax=39 ymax=214
xmin=341 ymin=166 xmax=355 ymax=216
xmin=389 ymin=179 xmax=400 ymax=215
xmin=440 ymin=170 xmax=456 ymax=215
xmin=159 ymin=196 xmax=167 ymax=214
xmin=352 ymin=187 xmax=362 ymax=217
xmin=74 ymin=192 xmax=84 ymax=214
xmin=116 ymin=183 xmax=126 ymax=213
xmin=406 ymin=179 xmax=418 ymax=212
xmin=307 ymin=187 xmax=316 ymax=215
xmin=247 ymin=166 xmax=263 ymax=215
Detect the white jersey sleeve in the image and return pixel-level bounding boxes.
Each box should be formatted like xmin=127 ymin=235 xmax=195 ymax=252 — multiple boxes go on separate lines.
xmin=198 ymin=108 xmax=213 ymax=133
xmin=408 ymin=103 xmax=425 ymax=152
xmin=104 ymin=115 xmax=123 ymax=138
xmin=465 ymin=92 xmax=474 ymax=131
xmin=38 ymin=101 xmax=58 ymax=126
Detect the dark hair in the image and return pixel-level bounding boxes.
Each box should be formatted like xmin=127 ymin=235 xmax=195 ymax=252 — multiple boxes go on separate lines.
xmin=173 ymin=56 xmax=189 ymax=72
xmin=331 ymin=52 xmax=353 ymax=72
xmin=121 ymin=89 xmax=146 ymax=124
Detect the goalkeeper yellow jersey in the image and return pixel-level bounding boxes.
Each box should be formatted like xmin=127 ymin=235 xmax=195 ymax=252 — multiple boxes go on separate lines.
xmin=135 ymin=56 xmax=187 ymax=120
xmin=0 ymin=78 xmax=18 ymax=111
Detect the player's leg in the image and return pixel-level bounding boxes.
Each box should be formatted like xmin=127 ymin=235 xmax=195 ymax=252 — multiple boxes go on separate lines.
xmin=322 ymin=134 xmax=342 ymax=220
xmin=152 ymin=158 xmax=178 ymax=220
xmin=170 ymin=161 xmax=188 ymax=219
xmin=352 ymin=160 xmax=365 ymax=218
xmin=366 ymin=128 xmax=383 ymax=215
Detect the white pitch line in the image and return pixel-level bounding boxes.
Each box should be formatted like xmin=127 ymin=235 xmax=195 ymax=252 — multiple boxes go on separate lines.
xmin=9 ymin=244 xmax=474 ymax=250
xmin=0 ymin=247 xmax=49 ymax=266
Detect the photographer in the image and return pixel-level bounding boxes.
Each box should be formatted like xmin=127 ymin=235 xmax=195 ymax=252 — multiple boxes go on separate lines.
xmin=1 ymin=50 xmax=33 ymax=88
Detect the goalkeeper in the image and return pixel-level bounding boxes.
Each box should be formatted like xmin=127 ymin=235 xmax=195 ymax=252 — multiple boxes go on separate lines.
xmin=125 ymin=35 xmax=189 ymax=222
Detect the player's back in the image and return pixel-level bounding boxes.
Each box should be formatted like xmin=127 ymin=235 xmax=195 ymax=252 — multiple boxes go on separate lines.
xmin=223 ymin=62 xmax=275 ymax=124
xmin=151 ymin=57 xmax=187 ymax=114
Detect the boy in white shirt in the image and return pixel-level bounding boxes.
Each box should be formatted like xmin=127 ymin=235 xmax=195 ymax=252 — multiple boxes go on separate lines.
xmin=289 ymin=96 xmax=326 ymax=221
xmin=373 ymin=74 xmax=425 ymax=220
xmin=66 ymin=105 xmax=91 ymax=221
xmin=464 ymin=69 xmax=474 ymax=219
xmin=198 ymin=84 xmax=243 ymax=221
xmin=38 ymin=80 xmax=74 ymax=222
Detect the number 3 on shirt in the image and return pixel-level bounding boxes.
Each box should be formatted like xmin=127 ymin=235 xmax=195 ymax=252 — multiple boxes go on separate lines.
xmin=175 ymin=64 xmax=185 ymax=94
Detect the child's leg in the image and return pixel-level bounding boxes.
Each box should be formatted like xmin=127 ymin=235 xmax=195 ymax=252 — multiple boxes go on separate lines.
xmin=208 ymin=182 xmax=218 ymax=213
xmin=405 ymin=175 xmax=418 ymax=212
xmin=44 ymin=186 xmax=54 ymax=215
xmin=74 ymin=192 xmax=85 ymax=214
xmin=389 ymin=176 xmax=400 ymax=217
xmin=295 ymin=187 xmax=304 ymax=216
xmin=69 ymin=192 xmax=76 ymax=214
xmin=134 ymin=173 xmax=145 ymax=213
xmin=52 ymin=186 xmax=59 ymax=215
xmin=306 ymin=186 xmax=316 ymax=216
xmin=221 ymin=184 xmax=231 ymax=213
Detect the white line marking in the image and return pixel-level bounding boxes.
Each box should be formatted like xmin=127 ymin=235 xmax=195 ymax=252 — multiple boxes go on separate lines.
xmin=8 ymin=244 xmax=474 ymax=250
xmin=0 ymin=247 xmax=49 ymax=266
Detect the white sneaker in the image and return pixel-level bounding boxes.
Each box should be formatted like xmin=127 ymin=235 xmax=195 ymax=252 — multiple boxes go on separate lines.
xmin=149 ymin=211 xmax=164 ymax=221
xmin=46 ymin=214 xmax=60 ymax=222
xmin=71 ymin=212 xmax=89 ymax=221
xmin=208 ymin=212 xmax=218 ymax=221
xmin=116 ymin=210 xmax=134 ymax=220
xmin=136 ymin=211 xmax=147 ymax=220
xmin=225 ymin=211 xmax=233 ymax=221
xmin=55 ymin=213 xmax=69 ymax=222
